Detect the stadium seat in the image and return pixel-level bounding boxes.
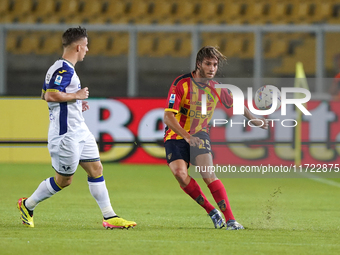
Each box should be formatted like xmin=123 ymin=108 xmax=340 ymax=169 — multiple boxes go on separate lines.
xmin=125 ymin=0 xmax=151 ymax=24
xmin=244 ymin=33 xmax=255 ymax=58
xmin=265 ymin=0 xmax=290 ymax=24
xmin=171 ymin=33 xmax=192 ymax=57
xmin=195 ymin=0 xmax=219 ymax=24
xmin=201 ymin=33 xmax=248 ymax=58
xmin=201 ymin=33 xmax=223 ymax=49
xmin=216 ymin=0 xmax=248 ymax=24
xmin=15 ymin=31 xmax=42 ymax=55
xmin=153 ymin=33 xmax=177 ymax=57
xmin=325 ymin=33 xmax=340 ymax=71
xmin=87 ymin=32 xmax=108 ymax=56
xmin=285 ymin=0 xmax=315 ymax=24
xmin=246 ymin=1 xmax=271 ymax=24
xmin=138 ymin=32 xmax=191 ymax=57
xmin=17 ymin=15 xmax=37 ymax=24
xmin=138 ymin=33 xmax=157 ymax=56
xmin=9 ymin=0 xmax=33 ymax=17
xmin=68 ymin=0 xmax=103 ymax=24
xmin=93 ymin=0 xmax=128 ymax=24
xmin=149 ymin=1 xmax=173 ymax=24
xmin=32 ymin=0 xmax=56 ymax=23
xmin=42 ymin=15 xmax=61 ymax=24
xmin=327 ymin=2 xmax=340 ymax=24
xmin=264 ymin=33 xmax=290 ymax=58
xmin=6 ymin=31 xmax=21 ymax=53
xmin=54 ymin=0 xmax=79 ymax=23
xmin=0 ymin=13 xmax=13 ymax=23
xmin=224 ymin=34 xmax=246 ymax=58
xmin=1 ymin=0 xmax=33 ymax=23
xmin=202 ymin=33 xmax=244 ymax=58
xmin=105 ymin=32 xmax=129 ymax=56
xmin=170 ymin=0 xmax=197 ymax=24
xmin=0 ymin=0 xmax=10 ymax=16
xmin=272 ymin=37 xmax=316 ymax=75
xmin=314 ymin=1 xmax=333 ymax=23
xmin=36 ymin=32 xmax=63 ymax=55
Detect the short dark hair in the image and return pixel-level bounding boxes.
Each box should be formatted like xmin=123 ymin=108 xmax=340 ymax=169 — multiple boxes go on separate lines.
xmin=195 ymin=46 xmax=227 ymax=71
xmin=62 ymin=26 xmax=88 ymax=47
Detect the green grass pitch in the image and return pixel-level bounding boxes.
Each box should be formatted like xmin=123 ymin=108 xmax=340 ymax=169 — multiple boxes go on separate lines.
xmin=1 ymin=163 xmax=340 ymax=255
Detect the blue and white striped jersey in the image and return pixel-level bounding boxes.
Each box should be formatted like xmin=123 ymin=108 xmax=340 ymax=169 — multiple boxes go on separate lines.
xmin=43 ymin=59 xmax=86 ymax=137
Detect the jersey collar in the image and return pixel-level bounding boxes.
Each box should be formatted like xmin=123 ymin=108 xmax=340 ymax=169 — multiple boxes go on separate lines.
xmin=60 ymin=58 xmax=74 ymax=68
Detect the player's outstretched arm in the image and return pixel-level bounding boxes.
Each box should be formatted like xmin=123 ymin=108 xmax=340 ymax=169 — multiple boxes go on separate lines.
xmin=164 ymin=111 xmax=202 ymax=147
xmin=45 ymin=87 xmax=89 ymax=102
xmin=243 ymin=106 xmax=268 ymax=130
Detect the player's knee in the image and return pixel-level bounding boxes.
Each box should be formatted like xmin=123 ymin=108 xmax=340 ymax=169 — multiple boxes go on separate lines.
xmin=86 ymin=162 xmax=103 ymax=178
xmin=173 ymin=168 xmax=188 ymax=182
xmin=97 ymin=162 xmax=103 ymax=173
xmin=203 ymin=177 xmax=218 ymax=185
xmin=94 ymin=162 xmax=103 ymax=177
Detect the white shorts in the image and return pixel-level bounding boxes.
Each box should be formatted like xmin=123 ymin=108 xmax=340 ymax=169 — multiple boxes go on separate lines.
xmin=48 ymin=132 xmax=100 ymax=175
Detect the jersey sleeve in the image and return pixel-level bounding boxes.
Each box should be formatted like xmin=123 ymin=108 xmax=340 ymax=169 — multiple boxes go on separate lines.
xmin=42 ymin=82 xmax=47 ymax=94
xmin=46 ymin=63 xmax=74 ymax=93
xmin=165 ymin=79 xmax=184 ymax=114
xmin=220 ymin=88 xmax=233 ymax=109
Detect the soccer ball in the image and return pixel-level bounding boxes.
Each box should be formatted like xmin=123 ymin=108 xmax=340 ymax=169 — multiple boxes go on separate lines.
xmin=254 ymin=85 xmax=281 ymax=110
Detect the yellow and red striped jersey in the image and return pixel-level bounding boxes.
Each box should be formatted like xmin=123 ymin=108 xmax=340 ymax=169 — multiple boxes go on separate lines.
xmin=164 ymin=72 xmax=233 ymax=141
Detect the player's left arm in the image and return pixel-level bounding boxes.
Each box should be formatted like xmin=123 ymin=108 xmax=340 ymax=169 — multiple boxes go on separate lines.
xmin=82 ymin=100 xmax=90 ymax=112
xmin=244 ymin=106 xmax=268 ymax=130
xmin=220 ymin=88 xmax=268 ymax=129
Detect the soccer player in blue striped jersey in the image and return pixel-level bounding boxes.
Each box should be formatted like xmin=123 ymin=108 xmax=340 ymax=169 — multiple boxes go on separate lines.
xmin=17 ymin=27 xmax=136 ymax=229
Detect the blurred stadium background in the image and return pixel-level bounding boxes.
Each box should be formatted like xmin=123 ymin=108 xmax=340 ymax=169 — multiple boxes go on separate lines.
xmin=1 ymin=0 xmax=340 ymax=165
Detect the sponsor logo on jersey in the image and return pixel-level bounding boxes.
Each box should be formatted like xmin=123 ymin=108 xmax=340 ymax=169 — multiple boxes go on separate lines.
xmin=59 ymin=70 xmax=67 ymax=74
xmin=54 ymin=75 xmax=63 ymax=85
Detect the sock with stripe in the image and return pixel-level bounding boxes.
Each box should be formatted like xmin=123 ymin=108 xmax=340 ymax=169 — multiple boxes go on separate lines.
xmin=208 ymin=179 xmax=235 ymax=221
xmin=88 ymin=175 xmax=116 ymax=219
xmin=182 ymin=177 xmax=215 ymax=214
xmin=25 ymin=177 xmax=62 ymax=212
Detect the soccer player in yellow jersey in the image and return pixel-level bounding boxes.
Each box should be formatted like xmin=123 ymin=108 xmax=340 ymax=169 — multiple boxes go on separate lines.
xmin=164 ymin=46 xmax=268 ymax=230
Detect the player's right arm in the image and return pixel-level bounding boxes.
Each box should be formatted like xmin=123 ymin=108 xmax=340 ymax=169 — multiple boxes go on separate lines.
xmin=164 ymin=77 xmax=201 ymax=147
xmin=45 ymin=87 xmax=89 ymax=102
xmin=164 ymin=112 xmax=201 ymax=147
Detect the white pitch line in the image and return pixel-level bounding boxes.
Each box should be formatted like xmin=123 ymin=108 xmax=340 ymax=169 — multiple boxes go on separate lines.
xmin=309 ymin=178 xmax=340 ymax=188
xmin=299 ymin=172 xmax=340 ymax=188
